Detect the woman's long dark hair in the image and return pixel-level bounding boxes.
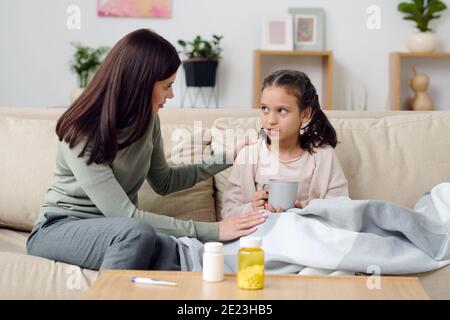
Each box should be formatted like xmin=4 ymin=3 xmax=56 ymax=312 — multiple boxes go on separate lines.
xmin=262 ymin=69 xmax=337 ymax=153
xmin=56 ymin=29 xmax=181 ymax=165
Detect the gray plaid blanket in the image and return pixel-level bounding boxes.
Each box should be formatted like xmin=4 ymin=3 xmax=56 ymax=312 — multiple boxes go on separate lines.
xmin=174 ymin=183 xmax=450 ymax=275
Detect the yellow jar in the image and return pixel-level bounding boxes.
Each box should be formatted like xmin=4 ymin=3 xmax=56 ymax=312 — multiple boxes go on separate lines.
xmin=237 ymin=237 xmax=264 ymax=290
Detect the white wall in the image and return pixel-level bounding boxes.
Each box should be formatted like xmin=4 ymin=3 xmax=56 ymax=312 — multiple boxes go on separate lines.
xmin=1 ymin=0 xmax=449 ymax=110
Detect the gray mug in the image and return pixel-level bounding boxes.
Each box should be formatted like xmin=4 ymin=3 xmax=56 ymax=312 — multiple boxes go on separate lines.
xmin=267 ymin=179 xmax=299 ymax=210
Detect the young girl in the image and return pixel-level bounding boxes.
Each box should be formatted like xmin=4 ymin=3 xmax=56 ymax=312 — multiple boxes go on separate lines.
xmin=26 ymin=29 xmax=265 ymax=271
xmin=222 ymin=70 xmax=349 ymax=217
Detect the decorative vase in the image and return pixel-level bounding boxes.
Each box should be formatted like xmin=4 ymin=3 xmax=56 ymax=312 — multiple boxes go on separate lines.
xmin=70 ymin=87 xmax=85 ymax=103
xmin=407 ymin=32 xmax=438 ymax=53
xmin=408 ymin=67 xmax=433 ymax=111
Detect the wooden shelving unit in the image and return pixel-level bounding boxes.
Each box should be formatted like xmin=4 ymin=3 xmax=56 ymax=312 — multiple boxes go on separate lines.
xmin=253 ymin=50 xmax=334 ymax=109
xmin=390 ymin=52 xmax=450 ymax=110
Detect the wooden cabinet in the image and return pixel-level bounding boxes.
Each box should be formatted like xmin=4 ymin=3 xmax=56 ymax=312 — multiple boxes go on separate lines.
xmin=253 ymin=50 xmax=334 ymax=109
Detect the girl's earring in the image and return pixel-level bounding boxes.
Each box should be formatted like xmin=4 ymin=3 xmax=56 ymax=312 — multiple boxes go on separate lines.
xmin=299 ymin=121 xmax=310 ymax=135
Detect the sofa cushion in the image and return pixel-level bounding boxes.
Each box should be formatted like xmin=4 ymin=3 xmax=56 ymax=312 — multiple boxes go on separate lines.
xmin=0 ymin=116 xmax=58 ymax=231
xmin=331 ymin=112 xmax=450 ymax=208
xmin=0 ymin=227 xmax=98 ymax=300
xmin=0 ymin=228 xmax=28 ymax=254
xmin=412 ymin=266 xmax=450 ymax=300
xmin=138 ymin=124 xmax=217 ymax=222
xmin=211 ymin=112 xmax=450 ymax=213
xmin=0 ymin=251 xmax=98 ymax=299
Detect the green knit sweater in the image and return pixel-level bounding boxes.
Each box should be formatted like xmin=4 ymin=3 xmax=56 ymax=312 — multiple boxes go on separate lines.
xmin=36 ymin=115 xmax=231 ymax=242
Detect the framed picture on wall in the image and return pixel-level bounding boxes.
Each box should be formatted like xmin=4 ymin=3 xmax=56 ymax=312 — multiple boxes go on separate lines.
xmin=289 ymin=8 xmax=325 ymax=51
xmin=262 ymin=16 xmax=293 ymax=50
xmin=97 ymin=0 xmax=172 ymax=18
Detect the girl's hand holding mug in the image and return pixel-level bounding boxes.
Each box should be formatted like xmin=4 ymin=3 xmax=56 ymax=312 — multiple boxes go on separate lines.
xmin=265 ymin=199 xmax=302 ymax=213
xmin=253 ymin=184 xmax=284 ymax=213
xmin=252 ymin=185 xmax=269 ymax=210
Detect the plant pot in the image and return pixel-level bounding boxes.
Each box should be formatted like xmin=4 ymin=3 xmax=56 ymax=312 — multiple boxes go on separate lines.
xmin=407 ymin=32 xmax=438 ymax=53
xmin=70 ymin=87 xmax=85 ymax=103
xmin=183 ymin=59 xmax=218 ymax=87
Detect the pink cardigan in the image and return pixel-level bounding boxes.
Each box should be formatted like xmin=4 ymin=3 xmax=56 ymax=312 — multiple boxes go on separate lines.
xmin=221 ymin=139 xmax=349 ymax=218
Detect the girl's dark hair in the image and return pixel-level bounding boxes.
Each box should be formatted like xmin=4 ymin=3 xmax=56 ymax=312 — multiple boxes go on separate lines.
xmin=262 ymin=69 xmax=337 ymax=153
xmin=56 ymin=29 xmax=181 ymax=165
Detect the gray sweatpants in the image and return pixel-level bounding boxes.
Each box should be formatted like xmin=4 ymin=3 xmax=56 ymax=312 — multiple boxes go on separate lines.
xmin=26 ymin=213 xmax=181 ymax=271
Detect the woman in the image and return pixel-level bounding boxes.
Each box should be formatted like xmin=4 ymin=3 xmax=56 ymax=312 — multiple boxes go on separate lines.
xmin=26 ymin=29 xmax=265 ymax=271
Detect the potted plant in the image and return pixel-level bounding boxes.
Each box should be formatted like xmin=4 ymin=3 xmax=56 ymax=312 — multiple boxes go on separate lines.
xmin=177 ymin=35 xmax=223 ymax=87
xmin=69 ymin=42 xmax=109 ymax=102
xmin=398 ymin=0 xmax=448 ymax=52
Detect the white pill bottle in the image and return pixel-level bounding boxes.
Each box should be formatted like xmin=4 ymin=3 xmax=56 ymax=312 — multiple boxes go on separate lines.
xmin=202 ymin=242 xmax=224 ymax=282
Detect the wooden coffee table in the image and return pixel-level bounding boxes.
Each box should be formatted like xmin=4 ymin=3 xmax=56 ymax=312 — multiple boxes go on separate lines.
xmin=83 ymin=270 xmax=429 ymax=300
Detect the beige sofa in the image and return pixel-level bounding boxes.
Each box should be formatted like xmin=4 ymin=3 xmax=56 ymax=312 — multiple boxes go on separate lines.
xmin=1 ymin=107 xmax=450 ymax=300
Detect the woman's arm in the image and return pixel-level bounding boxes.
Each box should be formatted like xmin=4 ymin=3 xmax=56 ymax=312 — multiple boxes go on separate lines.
xmin=147 ymin=115 xmax=231 ymax=196
xmin=61 ymin=140 xmax=219 ymax=242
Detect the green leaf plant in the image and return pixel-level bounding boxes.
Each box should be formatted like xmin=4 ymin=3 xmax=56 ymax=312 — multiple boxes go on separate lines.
xmin=398 ymin=0 xmax=448 ymax=32
xmin=70 ymin=42 xmax=110 ymax=88
xmin=177 ymin=35 xmax=223 ymax=60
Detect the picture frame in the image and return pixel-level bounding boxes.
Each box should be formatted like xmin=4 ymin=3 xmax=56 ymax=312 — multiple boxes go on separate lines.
xmin=289 ymin=8 xmax=325 ymax=51
xmin=262 ymin=16 xmax=293 ymax=50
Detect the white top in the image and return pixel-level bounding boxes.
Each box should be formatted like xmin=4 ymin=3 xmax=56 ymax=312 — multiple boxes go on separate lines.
xmin=221 ymin=139 xmax=349 ymax=218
